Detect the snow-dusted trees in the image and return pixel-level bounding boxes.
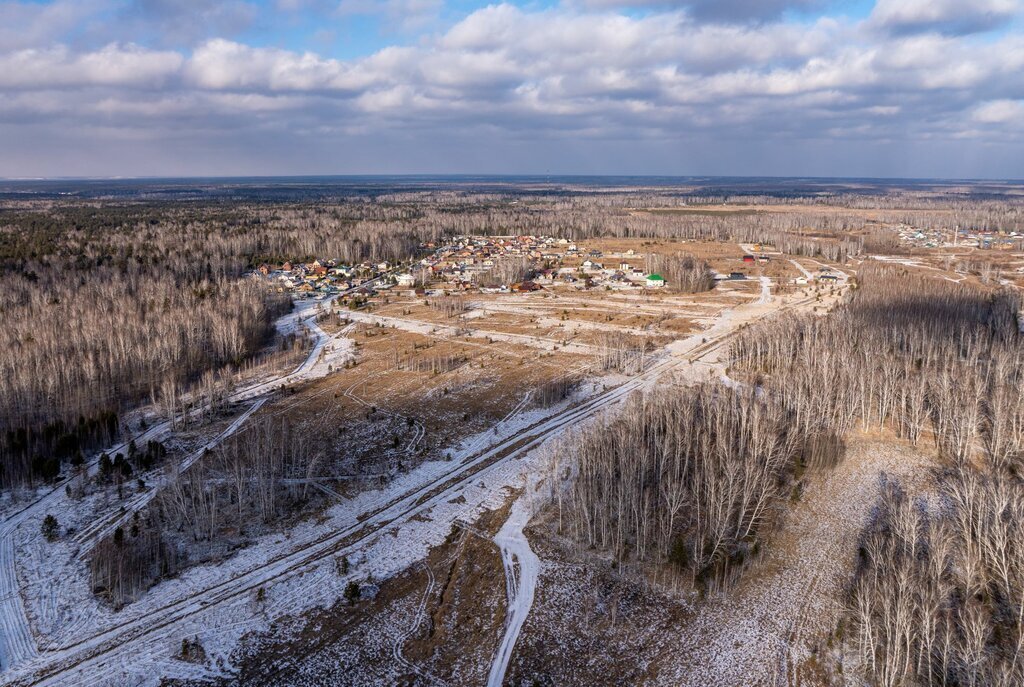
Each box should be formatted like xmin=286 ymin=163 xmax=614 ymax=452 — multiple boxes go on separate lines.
xmin=556 ymin=384 xmax=810 ymax=591
xmin=153 ymin=417 xmax=311 ymax=541
xmin=90 ymin=417 xmax=310 ymax=607
xmin=90 ymin=526 xmax=179 ymax=609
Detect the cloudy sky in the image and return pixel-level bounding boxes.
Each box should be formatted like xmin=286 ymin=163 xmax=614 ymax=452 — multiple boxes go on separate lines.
xmin=1 ymin=0 xmax=1023 ymax=178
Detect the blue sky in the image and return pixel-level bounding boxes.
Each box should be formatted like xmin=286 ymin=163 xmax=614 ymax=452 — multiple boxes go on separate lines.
xmin=1 ymin=0 xmax=1023 ymax=178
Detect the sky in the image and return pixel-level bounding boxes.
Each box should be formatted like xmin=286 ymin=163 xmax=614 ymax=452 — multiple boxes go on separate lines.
xmin=0 ymin=0 xmax=1023 ymax=179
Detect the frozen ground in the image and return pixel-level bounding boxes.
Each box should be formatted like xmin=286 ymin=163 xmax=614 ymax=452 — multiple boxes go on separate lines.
xmin=486 ymin=471 xmax=543 ymax=687
xmin=0 ymin=291 xmax=357 ymax=677
xmin=344 ymin=309 xmax=600 ymax=354
xmin=1 ymin=268 xmax=842 ymax=686
xmin=507 ymin=440 xmax=938 ymax=687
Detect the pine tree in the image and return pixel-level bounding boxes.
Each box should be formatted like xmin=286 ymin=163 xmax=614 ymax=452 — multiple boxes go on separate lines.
xmin=41 ymin=514 xmax=59 ymax=542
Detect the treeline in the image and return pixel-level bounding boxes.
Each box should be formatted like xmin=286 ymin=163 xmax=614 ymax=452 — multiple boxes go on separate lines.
xmin=645 ymin=252 xmax=715 ymax=293
xmin=552 ymin=383 xmax=831 ymax=592
xmin=728 ymin=264 xmax=1024 ymax=686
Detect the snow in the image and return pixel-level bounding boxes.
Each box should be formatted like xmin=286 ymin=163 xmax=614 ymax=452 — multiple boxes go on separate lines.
xmin=0 ymin=266 xmax=841 ymax=685
xmin=2 ymin=359 xmax=650 ymax=686
xmin=487 ymin=477 xmax=542 ymax=687
xmin=0 ymin=294 xmax=351 ymax=677
xmin=789 ymin=259 xmax=816 ymax=281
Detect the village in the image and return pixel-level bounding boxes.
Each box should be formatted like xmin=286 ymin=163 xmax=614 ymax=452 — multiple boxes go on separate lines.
xmin=251 ymin=234 xmax=843 ymax=302
xmin=896 ymin=224 xmax=1024 ymax=250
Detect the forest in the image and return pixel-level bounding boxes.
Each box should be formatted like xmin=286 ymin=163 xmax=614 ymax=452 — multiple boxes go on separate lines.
xmin=731 ymin=266 xmax=1023 ymax=685
xmin=552 ymin=382 xmax=827 ymax=592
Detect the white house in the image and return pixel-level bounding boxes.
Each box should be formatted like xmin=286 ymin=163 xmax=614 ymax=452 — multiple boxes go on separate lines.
xmin=396 ymin=273 xmax=416 ymax=287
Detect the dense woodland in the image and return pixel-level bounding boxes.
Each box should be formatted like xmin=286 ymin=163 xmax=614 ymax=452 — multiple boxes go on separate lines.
xmin=730 ymin=264 xmax=1021 ymax=448
xmin=552 ymin=383 xmax=832 ymax=592
xmin=554 ymin=261 xmax=1023 ymax=668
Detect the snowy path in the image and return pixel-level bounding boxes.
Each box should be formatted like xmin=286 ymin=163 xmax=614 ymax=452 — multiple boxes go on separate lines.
xmin=9 ymin=354 xmax=686 ymax=687
xmin=482 ymin=275 xmax=823 ymax=685
xmin=71 ymin=397 xmax=269 ymax=551
xmin=662 ymin=442 xmax=936 ymax=687
xmin=2 ymin=268 xmax=824 ymax=685
xmin=487 ymin=491 xmax=540 ymax=687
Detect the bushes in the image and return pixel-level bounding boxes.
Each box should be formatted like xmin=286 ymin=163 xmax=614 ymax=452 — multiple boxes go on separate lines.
xmin=90 ymin=525 xmax=180 ymax=608
xmin=41 ymin=514 xmax=59 ymax=542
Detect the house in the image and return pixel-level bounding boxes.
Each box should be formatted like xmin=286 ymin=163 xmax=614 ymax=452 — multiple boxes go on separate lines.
xmin=646 ymin=274 xmax=666 ymax=287
xmin=282 ymin=261 xmax=293 ymax=272
xmin=794 ymin=276 xmax=809 ymax=286
xmin=758 ymin=255 xmax=771 ymax=263
xmin=396 ymin=273 xmax=416 ymax=287
xmin=742 ymin=255 xmax=756 ymax=264
xmin=729 ymin=272 xmax=747 ymax=280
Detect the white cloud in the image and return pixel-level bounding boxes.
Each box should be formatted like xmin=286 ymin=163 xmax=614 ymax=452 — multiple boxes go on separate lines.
xmin=871 ymin=0 xmax=1021 ymax=35
xmin=1 ymin=1 xmax=1023 ymax=175
xmin=973 ymin=99 xmax=1024 ymax=125
xmin=0 ymin=43 xmax=183 ymax=89
xmin=184 ymin=39 xmax=371 ymax=91
xmin=0 ymin=0 xmax=106 ymax=51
